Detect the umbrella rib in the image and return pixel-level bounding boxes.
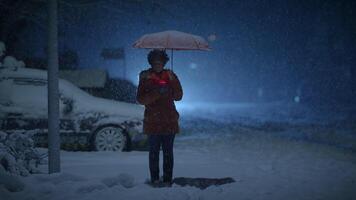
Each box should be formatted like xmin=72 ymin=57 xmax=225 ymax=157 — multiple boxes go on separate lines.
xmin=166 ymin=32 xmax=170 ymax=49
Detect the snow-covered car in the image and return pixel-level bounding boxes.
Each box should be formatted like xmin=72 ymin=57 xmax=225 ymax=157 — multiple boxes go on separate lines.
xmin=0 ymin=67 xmax=146 ymax=151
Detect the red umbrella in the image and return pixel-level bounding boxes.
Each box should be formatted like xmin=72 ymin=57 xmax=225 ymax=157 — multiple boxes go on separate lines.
xmin=133 ymin=30 xmax=211 ymax=70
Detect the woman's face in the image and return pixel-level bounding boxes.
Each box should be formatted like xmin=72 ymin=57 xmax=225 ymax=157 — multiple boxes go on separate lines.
xmin=151 ymin=58 xmax=165 ymax=72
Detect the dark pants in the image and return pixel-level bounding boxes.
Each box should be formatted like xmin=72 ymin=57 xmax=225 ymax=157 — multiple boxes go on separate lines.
xmin=148 ymin=134 xmax=175 ymax=182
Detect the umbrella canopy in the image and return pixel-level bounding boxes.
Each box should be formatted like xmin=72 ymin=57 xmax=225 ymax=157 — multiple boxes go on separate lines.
xmin=133 ymin=30 xmax=211 ymax=51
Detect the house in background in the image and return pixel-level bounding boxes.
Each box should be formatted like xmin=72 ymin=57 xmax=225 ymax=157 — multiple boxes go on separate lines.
xmin=59 ymin=68 xmax=108 ymax=97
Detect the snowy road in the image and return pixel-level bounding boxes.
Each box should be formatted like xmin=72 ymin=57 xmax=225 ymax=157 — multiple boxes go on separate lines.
xmin=1 ymin=102 xmax=356 ymax=200
xmin=2 ymin=133 xmax=356 ymax=200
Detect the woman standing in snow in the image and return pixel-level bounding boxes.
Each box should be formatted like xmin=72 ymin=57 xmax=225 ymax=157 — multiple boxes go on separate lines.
xmin=136 ymin=49 xmax=183 ymax=187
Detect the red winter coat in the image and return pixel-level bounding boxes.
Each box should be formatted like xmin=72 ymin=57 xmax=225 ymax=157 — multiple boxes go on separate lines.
xmin=136 ymin=68 xmax=183 ymax=135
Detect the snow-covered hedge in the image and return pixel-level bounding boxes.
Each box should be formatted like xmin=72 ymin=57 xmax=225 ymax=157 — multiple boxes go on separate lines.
xmin=0 ymin=131 xmax=46 ymax=176
xmin=2 ymin=56 xmax=25 ymax=68
xmin=0 ymin=41 xmax=25 ymax=68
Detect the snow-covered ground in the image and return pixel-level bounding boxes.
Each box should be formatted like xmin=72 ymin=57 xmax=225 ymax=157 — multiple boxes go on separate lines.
xmin=2 ymin=135 xmax=355 ymax=200
xmin=1 ymin=102 xmax=356 ymax=200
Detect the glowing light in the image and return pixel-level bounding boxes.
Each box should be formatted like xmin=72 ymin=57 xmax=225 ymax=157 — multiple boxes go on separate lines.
xmin=189 ymin=63 xmax=197 ymax=69
xmin=294 ymin=96 xmax=300 ymax=103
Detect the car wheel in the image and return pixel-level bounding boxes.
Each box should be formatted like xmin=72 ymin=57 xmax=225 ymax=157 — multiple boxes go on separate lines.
xmin=93 ymin=126 xmax=127 ymax=151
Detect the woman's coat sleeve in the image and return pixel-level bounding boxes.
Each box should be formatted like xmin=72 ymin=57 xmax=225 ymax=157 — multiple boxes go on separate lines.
xmin=136 ymin=72 xmax=160 ymax=105
xmin=170 ymin=72 xmax=183 ymax=101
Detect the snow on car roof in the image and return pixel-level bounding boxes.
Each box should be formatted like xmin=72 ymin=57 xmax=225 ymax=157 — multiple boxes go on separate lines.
xmin=59 ymin=69 xmax=107 ymax=88
xmin=1 ymin=67 xmax=48 ymax=80
xmin=0 ymin=67 xmax=144 ymax=120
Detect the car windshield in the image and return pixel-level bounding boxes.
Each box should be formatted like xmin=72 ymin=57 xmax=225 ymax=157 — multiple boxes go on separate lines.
xmin=59 ymin=79 xmax=93 ymax=100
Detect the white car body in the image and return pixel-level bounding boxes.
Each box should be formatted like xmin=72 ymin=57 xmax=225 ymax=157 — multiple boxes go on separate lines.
xmin=0 ymin=67 xmax=146 ymax=151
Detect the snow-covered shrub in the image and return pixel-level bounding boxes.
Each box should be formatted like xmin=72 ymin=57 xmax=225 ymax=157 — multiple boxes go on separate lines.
xmin=3 ymin=56 xmax=25 ymax=68
xmin=0 ymin=131 xmax=46 ymax=176
xmin=0 ymin=41 xmax=25 ymax=68
xmin=0 ymin=131 xmax=6 ymax=142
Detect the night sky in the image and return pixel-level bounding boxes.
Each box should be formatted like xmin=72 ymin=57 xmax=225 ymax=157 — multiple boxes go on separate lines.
xmin=2 ymin=0 xmax=356 ymax=104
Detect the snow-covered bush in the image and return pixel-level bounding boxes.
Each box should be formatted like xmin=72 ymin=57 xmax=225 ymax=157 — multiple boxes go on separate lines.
xmin=0 ymin=41 xmax=25 ymax=68
xmin=0 ymin=131 xmax=46 ymax=176
xmin=2 ymin=56 xmax=25 ymax=68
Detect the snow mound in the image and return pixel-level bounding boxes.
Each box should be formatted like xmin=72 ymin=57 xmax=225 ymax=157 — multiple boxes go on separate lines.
xmin=34 ymin=172 xmax=87 ymax=185
xmin=101 ymin=173 xmax=136 ymax=188
xmin=76 ymin=183 xmax=107 ymax=193
xmin=0 ymin=169 xmax=25 ymax=192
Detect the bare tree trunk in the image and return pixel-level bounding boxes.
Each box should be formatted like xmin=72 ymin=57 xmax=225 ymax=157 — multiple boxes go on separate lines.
xmin=47 ymin=0 xmax=60 ymax=173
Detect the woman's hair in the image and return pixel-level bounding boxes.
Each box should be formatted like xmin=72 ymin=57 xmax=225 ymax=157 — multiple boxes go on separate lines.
xmin=147 ymin=49 xmax=169 ymax=66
